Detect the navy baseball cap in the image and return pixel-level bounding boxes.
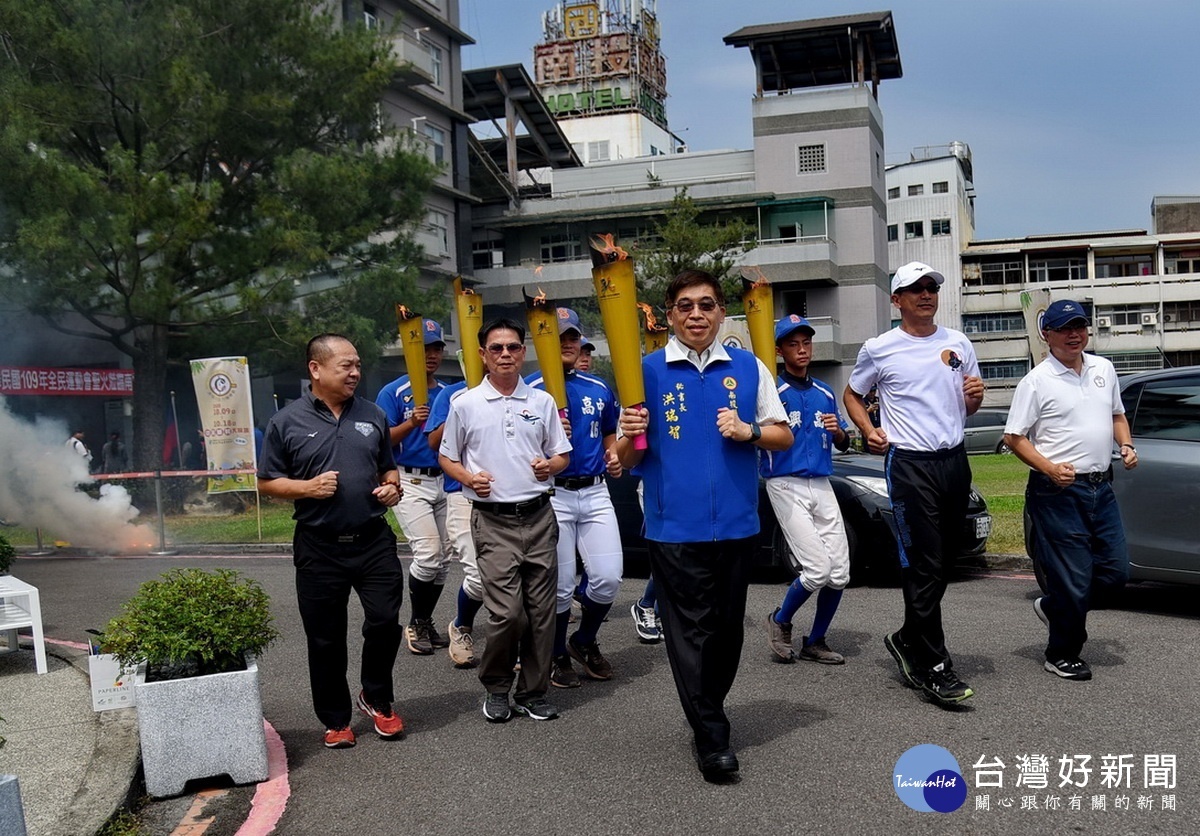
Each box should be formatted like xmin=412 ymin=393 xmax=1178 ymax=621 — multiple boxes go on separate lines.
xmin=1042 ymin=299 xmax=1090 ymax=330
xmin=556 ymin=307 xmax=583 ymax=336
xmin=774 ymin=314 xmax=816 ymax=343
xmin=422 ymin=319 xmax=445 ymax=346
xmin=580 ymin=336 xmax=596 ymax=351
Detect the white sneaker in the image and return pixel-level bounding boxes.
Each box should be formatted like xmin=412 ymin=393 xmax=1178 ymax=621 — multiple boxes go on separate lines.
xmin=448 ymin=620 xmax=478 ymax=668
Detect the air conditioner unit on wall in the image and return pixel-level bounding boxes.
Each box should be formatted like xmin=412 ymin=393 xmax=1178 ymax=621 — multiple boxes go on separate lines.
xmin=1141 ymin=313 xmax=1158 ymax=326
xmin=1097 ymin=316 xmax=1112 ymax=329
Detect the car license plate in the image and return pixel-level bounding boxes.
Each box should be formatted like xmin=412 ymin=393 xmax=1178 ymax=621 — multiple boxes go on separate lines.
xmin=975 ymin=515 xmax=992 ymax=539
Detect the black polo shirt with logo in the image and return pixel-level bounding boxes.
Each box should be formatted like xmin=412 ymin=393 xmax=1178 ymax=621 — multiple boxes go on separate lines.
xmin=259 ymin=387 xmax=396 ymax=531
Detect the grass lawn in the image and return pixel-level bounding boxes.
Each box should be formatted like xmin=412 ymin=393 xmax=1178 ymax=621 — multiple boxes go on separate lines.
xmin=5 ymin=458 xmax=1031 ymax=556
xmin=969 ymin=453 xmax=1030 ymax=555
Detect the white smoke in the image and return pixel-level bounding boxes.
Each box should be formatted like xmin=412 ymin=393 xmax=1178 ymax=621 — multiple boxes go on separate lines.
xmin=0 ymin=398 xmax=155 ymax=549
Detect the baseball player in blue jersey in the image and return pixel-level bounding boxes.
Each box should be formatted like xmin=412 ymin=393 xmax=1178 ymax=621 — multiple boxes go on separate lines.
xmin=762 ymin=315 xmax=852 ymax=665
xmin=424 ymin=380 xmax=485 ymax=668
xmin=527 ymin=308 xmax=624 ymax=688
xmin=375 ymin=319 xmax=451 ymax=656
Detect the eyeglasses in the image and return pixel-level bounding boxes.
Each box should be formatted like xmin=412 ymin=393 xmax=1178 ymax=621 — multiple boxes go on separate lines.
xmin=902 ymin=282 xmax=940 ymax=294
xmin=485 ymin=343 xmax=525 ymax=355
xmin=670 ymin=298 xmax=721 ymax=313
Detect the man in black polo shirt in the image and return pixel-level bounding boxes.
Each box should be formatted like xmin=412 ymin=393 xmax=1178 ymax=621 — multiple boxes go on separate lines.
xmin=259 ymin=333 xmax=406 ymax=749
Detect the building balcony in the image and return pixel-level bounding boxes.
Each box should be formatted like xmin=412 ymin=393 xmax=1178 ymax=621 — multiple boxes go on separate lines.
xmin=390 ymin=34 xmax=435 ymax=86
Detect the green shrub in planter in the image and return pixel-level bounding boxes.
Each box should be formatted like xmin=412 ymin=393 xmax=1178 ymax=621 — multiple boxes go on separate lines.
xmin=0 ymin=534 xmax=14 ymax=574
xmin=102 ymin=568 xmax=279 ymax=681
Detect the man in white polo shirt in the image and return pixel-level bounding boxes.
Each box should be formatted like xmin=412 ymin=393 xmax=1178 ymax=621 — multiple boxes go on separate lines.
xmin=438 ymin=317 xmax=572 ymax=723
xmin=1003 ymin=299 xmax=1137 ymax=682
xmin=843 ymin=261 xmax=985 ymax=707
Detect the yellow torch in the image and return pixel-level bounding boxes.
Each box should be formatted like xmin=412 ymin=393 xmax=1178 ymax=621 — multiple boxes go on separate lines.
xmin=741 ymin=267 xmax=777 ymax=373
xmin=524 ymin=285 xmax=568 ymax=419
xmin=638 ymin=301 xmax=670 ymax=353
xmin=590 ymin=234 xmax=647 ymax=449
xmin=395 ymin=305 xmax=429 ymax=415
xmin=454 ymin=277 xmax=484 ymax=387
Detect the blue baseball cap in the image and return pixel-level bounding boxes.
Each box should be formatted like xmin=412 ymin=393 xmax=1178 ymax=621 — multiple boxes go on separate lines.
xmin=1042 ymin=300 xmax=1090 ymax=331
xmin=580 ymin=335 xmax=596 ymax=351
xmin=556 ymin=307 xmax=583 ymax=336
xmin=422 ymin=319 xmax=445 ymax=346
xmin=774 ymin=314 xmax=816 ymax=343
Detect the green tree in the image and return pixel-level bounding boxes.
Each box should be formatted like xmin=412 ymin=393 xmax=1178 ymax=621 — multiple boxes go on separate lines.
xmin=634 ymin=187 xmax=756 ymax=311
xmin=0 ymin=0 xmax=438 ymax=469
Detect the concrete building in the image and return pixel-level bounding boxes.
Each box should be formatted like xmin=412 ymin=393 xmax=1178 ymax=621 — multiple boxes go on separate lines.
xmin=466 ymin=11 xmax=904 ymax=396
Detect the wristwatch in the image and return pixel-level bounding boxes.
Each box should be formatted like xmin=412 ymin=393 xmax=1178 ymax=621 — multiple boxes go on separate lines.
xmin=747 ymin=422 xmax=762 ymax=443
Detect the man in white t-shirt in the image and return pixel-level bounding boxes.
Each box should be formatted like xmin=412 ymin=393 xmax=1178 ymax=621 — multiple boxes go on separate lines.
xmin=843 ymin=261 xmax=985 ymax=707
xmin=439 ymin=318 xmax=572 ymax=724
xmin=1003 ymin=299 xmax=1137 ymax=682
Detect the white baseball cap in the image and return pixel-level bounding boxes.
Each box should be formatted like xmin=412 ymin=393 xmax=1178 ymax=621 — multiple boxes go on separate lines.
xmin=890 ymin=261 xmax=946 ymax=294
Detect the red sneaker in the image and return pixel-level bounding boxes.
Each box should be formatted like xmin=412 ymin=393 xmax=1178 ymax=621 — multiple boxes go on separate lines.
xmin=323 ymin=727 xmax=356 ymax=749
xmin=356 ymin=691 xmax=405 ymax=738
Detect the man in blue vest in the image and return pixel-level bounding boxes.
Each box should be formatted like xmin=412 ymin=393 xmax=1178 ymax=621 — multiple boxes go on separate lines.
xmin=616 ymin=269 xmax=791 ymax=783
xmin=375 ymin=319 xmax=451 ymax=656
xmin=762 ymin=315 xmax=852 ymax=665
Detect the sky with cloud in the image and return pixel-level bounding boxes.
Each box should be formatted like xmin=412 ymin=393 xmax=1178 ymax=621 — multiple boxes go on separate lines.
xmin=460 ymin=0 xmax=1200 ymax=239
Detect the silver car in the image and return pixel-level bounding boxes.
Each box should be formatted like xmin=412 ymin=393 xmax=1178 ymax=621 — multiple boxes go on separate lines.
xmin=1114 ymin=366 xmax=1200 ymax=584
xmin=964 ymin=407 xmax=1011 ymax=454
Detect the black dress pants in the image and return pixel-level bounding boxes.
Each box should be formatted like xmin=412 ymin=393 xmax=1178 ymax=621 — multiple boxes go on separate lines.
xmin=648 ymin=537 xmax=754 ymax=758
xmin=294 ymin=519 xmax=403 ymax=729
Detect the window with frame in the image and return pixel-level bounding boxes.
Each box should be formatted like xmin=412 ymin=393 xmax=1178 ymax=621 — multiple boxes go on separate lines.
xmin=887 ymin=187 xmax=900 ymax=200
xmin=1097 ymin=304 xmax=1156 ymax=328
xmin=1029 ymin=257 xmax=1087 ymax=283
xmin=587 ymin=140 xmax=610 ymax=162
xmin=422 ymin=123 xmax=446 ymax=165
xmin=1099 ymin=351 xmax=1164 ymax=374
xmin=978 ymin=359 xmax=1030 ymax=381
xmin=426 ymin=210 xmax=449 ymax=256
xmin=1164 ymin=300 xmax=1200 ymax=326
xmin=540 ymin=233 xmax=582 ymax=263
xmin=962 ymin=260 xmax=1023 ymax=286
xmin=904 ymin=221 xmax=924 ymax=239
xmin=1094 ymin=253 xmax=1153 ymax=278
xmin=362 ymin=3 xmax=379 ymax=28
xmin=932 ymin=181 xmax=949 ymax=194
xmin=428 ymin=43 xmax=443 ymax=87
xmin=962 ymin=312 xmax=1024 ymax=334
xmin=472 ymin=239 xmax=504 ymax=271
xmin=931 ymin=218 xmax=951 ymax=236
xmin=1164 ymin=249 xmax=1200 ymax=275
xmin=907 ymin=184 xmax=924 ymax=196
xmin=796 ymin=144 xmax=826 ymax=174
xmin=886 ymin=224 xmax=898 ymax=242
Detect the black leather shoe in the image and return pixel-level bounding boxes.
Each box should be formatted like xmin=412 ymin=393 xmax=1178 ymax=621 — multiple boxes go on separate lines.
xmin=698 ymin=750 xmax=740 ymax=783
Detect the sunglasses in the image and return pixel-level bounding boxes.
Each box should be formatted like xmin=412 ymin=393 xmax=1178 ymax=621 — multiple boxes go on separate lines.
xmin=901 ymin=282 xmax=940 ymax=294
xmin=485 ymin=342 xmax=525 ymax=355
xmin=670 ymin=298 xmax=721 ymax=313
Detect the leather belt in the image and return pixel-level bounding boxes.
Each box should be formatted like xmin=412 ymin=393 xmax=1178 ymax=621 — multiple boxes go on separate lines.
xmin=553 ymin=475 xmax=604 ymax=490
xmin=1075 ymin=467 xmax=1112 ymax=484
xmin=472 ymin=494 xmax=552 ymax=517
xmin=299 ymin=516 xmax=387 ymax=544
xmin=402 ymin=466 xmax=442 ymax=477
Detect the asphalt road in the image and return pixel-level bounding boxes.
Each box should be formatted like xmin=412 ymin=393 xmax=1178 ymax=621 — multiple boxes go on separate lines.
xmin=14 ymin=554 xmax=1199 ymax=836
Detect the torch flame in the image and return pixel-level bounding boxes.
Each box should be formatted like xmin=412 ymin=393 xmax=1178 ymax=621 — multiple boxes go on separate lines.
xmin=637 ymin=301 xmax=667 ymax=332
xmin=740 ymin=265 xmax=771 ymax=289
xmin=589 ymin=233 xmax=629 ymax=261
xmin=396 ymin=304 xmax=418 ymax=321
xmin=532 ymin=286 xmax=548 ymax=306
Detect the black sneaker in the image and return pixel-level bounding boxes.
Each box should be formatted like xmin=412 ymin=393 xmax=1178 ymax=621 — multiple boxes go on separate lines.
xmin=1045 ymin=657 xmax=1092 ymax=681
xmin=922 ymin=664 xmax=974 ymax=704
xmin=884 ymin=631 xmax=920 ymax=689
xmin=567 ymin=634 xmax=613 ymax=680
xmin=550 ymin=654 xmax=581 ymax=688
xmin=1033 ymin=597 xmax=1050 ymax=628
xmin=512 ymin=697 xmax=560 ymax=721
xmin=405 ymin=620 xmax=434 ymax=656
xmin=427 ymin=620 xmax=450 ymax=650
xmin=482 ymin=692 xmax=511 ymax=723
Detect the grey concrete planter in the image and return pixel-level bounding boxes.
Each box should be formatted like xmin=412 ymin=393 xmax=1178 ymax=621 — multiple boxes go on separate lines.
xmin=133 ymin=654 xmax=268 ymax=798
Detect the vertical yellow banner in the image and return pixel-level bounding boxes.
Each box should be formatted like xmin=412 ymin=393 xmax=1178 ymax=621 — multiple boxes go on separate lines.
xmin=190 ymin=356 xmax=257 ymax=493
